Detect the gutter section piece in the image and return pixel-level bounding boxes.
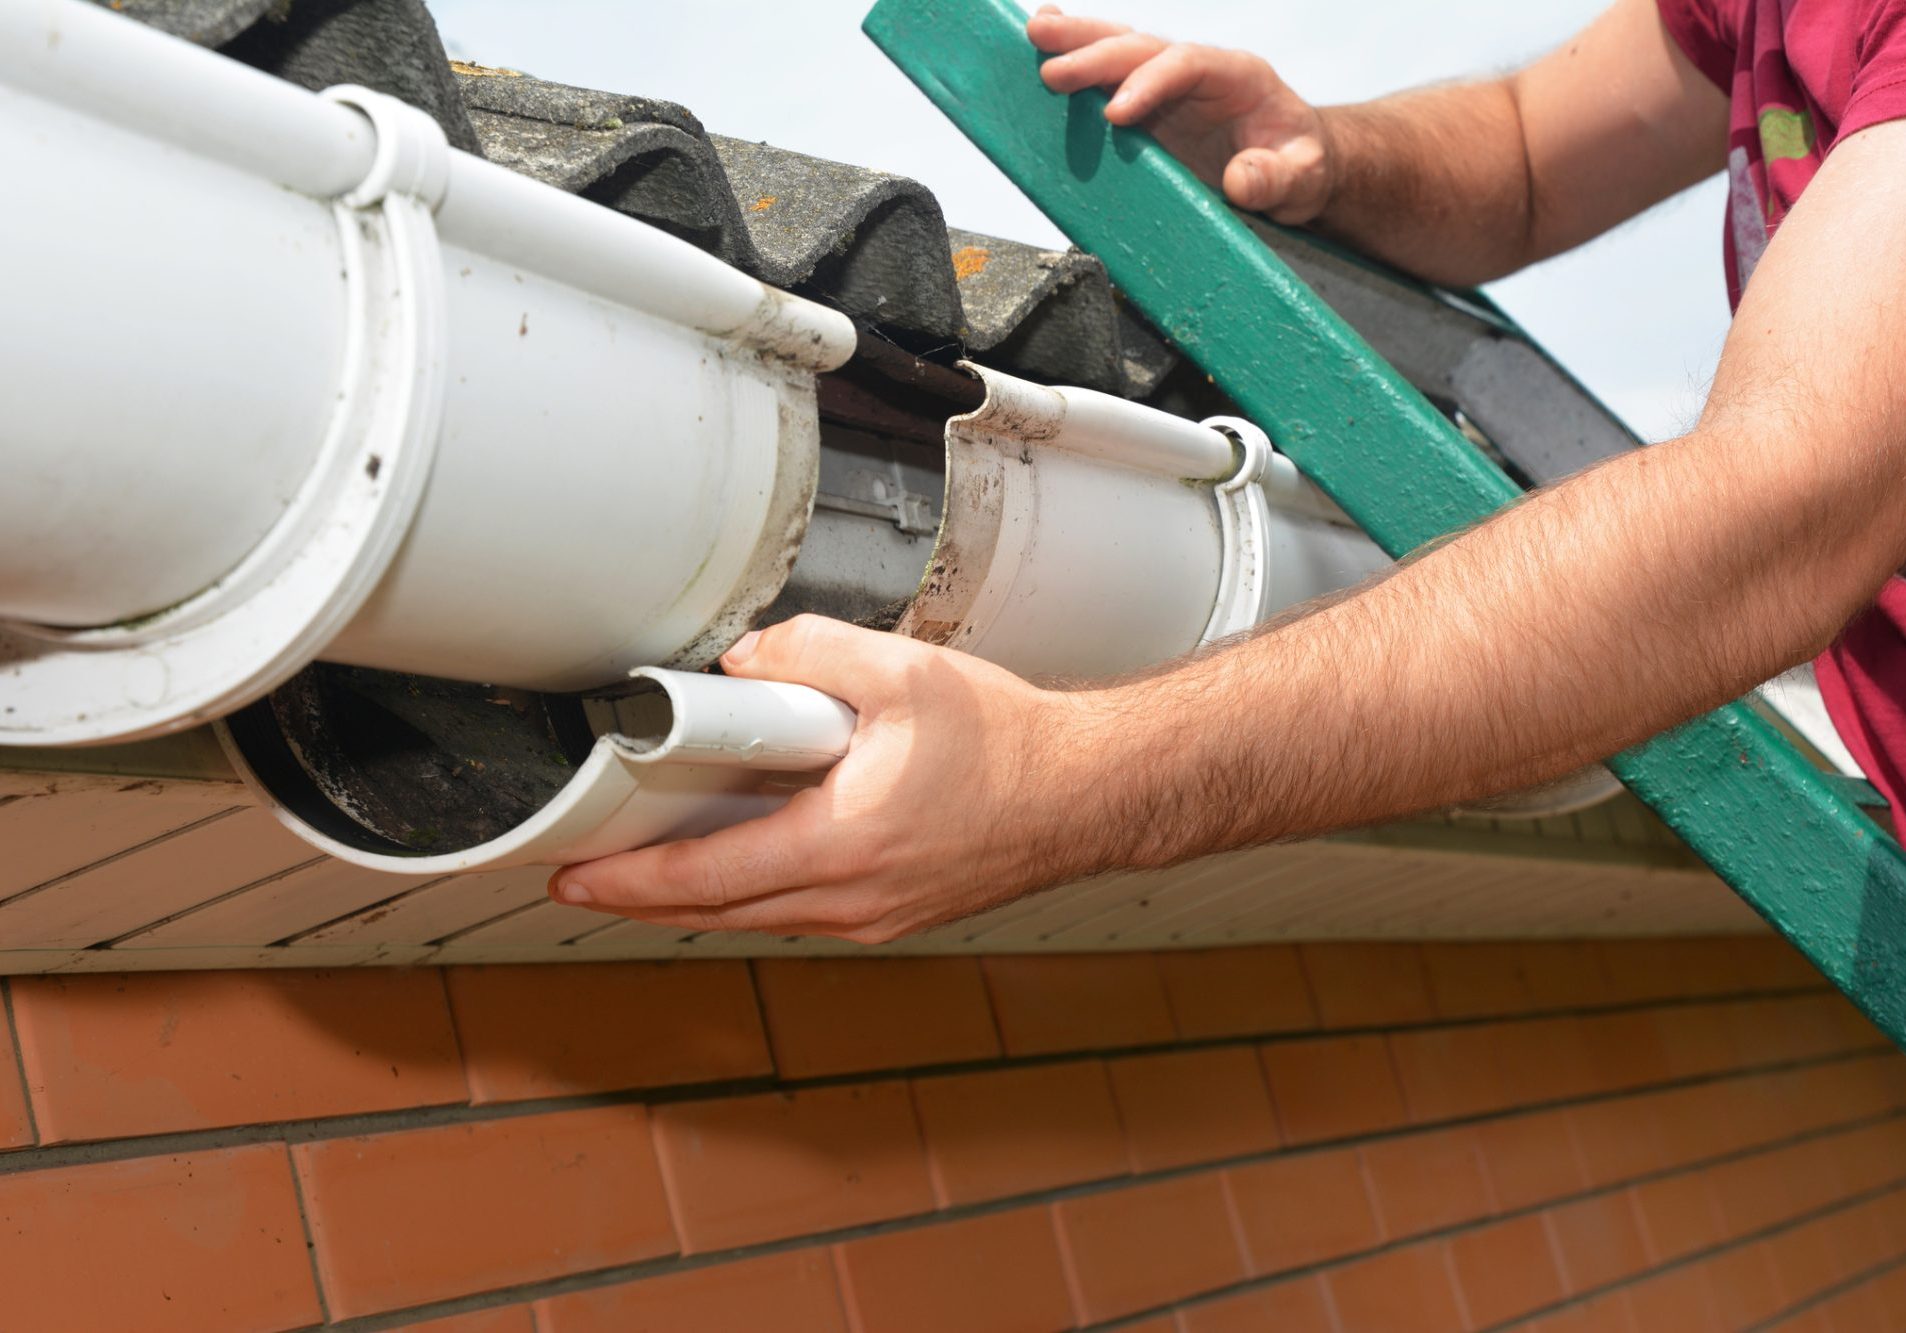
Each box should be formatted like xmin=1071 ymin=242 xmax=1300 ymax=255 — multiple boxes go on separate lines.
xmin=900 ymin=364 xmax=1388 ymax=678
xmin=0 ymin=83 xmax=449 ymax=746
xmin=0 ymin=70 xmax=354 ymax=627
xmin=0 ymin=1 xmax=855 ymax=745
xmin=223 ymin=669 xmax=853 ymax=873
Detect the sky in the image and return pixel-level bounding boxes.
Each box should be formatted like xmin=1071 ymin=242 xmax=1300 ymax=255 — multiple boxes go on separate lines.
xmin=430 ymin=0 xmax=1733 ymax=443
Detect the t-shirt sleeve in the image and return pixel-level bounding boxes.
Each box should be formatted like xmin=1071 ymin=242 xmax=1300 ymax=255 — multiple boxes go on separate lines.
xmin=1656 ymin=0 xmax=1735 ymax=93
xmin=1842 ymin=1 xmax=1906 ymax=142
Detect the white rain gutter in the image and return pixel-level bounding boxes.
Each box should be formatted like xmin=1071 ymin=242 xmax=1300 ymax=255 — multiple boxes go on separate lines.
xmin=897 ymin=367 xmax=1387 ymax=675
xmin=0 ymin=0 xmax=853 ymax=744
xmin=229 ymin=374 xmax=1412 ymax=874
xmin=0 ymin=0 xmax=1618 ymax=872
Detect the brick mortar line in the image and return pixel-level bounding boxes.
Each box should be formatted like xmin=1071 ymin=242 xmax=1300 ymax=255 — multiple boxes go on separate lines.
xmin=1441 ymin=1238 xmax=1477 ymax=1333
xmin=0 ymin=1023 xmax=1887 ymax=1182
xmin=826 ymin=1247 xmax=864 ymax=1333
xmin=975 ymin=959 xmax=1016 ymax=1062
xmin=742 ymin=959 xmax=783 ymax=1081
xmin=1374 ymin=979 xmax=1835 ymax=1034
xmin=1743 ymin=1246 xmax=1906 ymax=1332
xmin=272 ymin=1089 xmax=1906 ymax=1331
xmin=282 ymin=1143 xmax=334 ymax=1327
xmin=0 ymin=980 xmax=41 ymax=1145
xmin=1289 ymin=945 xmax=1328 ymax=1044
xmin=0 ymin=988 xmax=1879 ymax=1175
xmin=1478 ymin=1175 xmax=1906 ymax=1333
xmin=1084 ymin=1137 xmax=1906 ymax=1333
xmin=432 ymin=969 xmax=475 ymax=1099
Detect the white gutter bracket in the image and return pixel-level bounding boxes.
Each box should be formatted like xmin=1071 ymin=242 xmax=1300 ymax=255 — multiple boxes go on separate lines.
xmin=1199 ymin=415 xmax=1278 ymax=645
xmin=320 ymin=84 xmax=451 ymax=209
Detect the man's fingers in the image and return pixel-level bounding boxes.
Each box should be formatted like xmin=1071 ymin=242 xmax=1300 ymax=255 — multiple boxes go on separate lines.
xmin=1027 ymin=9 xmax=1134 ymax=57
xmin=1039 ymin=32 xmax=1168 ymax=94
xmin=719 ymin=613 xmax=922 ymax=708
xmin=550 ymin=792 xmax=836 ymax=913
xmin=1103 ymin=43 xmax=1235 ymax=124
xmin=596 ymin=885 xmax=909 ymax=944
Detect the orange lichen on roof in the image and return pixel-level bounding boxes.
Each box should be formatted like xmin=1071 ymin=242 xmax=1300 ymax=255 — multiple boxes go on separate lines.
xmin=449 ymin=59 xmax=523 ymax=78
xmin=750 ymin=196 xmax=778 ymax=212
xmin=951 ymin=245 xmax=991 ymax=280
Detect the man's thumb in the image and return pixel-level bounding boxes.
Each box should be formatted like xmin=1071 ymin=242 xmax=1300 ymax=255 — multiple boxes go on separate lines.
xmin=1223 ymin=147 xmax=1287 ymax=212
xmin=719 ymin=613 xmax=917 ymax=705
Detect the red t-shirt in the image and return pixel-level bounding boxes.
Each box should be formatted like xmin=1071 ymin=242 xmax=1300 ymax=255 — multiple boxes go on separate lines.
xmin=1659 ymin=0 xmax=1906 ymax=811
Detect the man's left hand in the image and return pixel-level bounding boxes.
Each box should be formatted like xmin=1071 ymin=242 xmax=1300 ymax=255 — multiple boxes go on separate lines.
xmin=547 ymin=615 xmax=1104 ymax=942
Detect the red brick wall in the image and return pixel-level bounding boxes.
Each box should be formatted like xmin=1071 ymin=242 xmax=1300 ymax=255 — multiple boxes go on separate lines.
xmin=2 ymin=937 xmax=1903 ymax=1331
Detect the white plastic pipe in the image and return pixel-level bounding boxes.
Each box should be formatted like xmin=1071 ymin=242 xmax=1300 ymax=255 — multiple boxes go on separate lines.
xmin=0 ymin=0 xmax=376 ymax=197
xmin=622 ymin=668 xmax=856 ymax=769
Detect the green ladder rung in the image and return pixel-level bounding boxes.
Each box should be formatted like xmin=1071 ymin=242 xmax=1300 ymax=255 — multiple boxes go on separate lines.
xmin=865 ymin=0 xmax=1906 ymax=1050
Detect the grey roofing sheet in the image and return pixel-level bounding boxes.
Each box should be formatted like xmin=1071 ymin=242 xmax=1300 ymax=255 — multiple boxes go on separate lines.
xmin=97 ymin=0 xmax=1176 ymax=397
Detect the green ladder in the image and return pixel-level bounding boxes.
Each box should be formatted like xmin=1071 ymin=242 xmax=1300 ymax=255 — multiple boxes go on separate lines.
xmin=864 ymin=0 xmax=1906 ymax=1048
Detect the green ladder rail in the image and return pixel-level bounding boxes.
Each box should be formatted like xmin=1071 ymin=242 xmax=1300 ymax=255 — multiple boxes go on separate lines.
xmin=864 ymin=0 xmax=1906 ymax=1049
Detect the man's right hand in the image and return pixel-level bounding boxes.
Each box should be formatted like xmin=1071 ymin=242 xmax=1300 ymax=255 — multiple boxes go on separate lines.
xmin=1027 ymin=4 xmax=1333 ymax=223
xmin=1029 ymin=0 xmax=1726 ymax=289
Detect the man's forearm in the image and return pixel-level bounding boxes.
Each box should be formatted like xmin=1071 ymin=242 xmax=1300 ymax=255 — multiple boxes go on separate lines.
xmin=1062 ymin=415 xmax=1899 ymax=874
xmin=1311 ymin=82 xmax=1540 ymax=287
xmin=1301 ymin=0 xmax=1726 ymax=288
xmin=1051 ymin=112 xmax=1906 ymax=877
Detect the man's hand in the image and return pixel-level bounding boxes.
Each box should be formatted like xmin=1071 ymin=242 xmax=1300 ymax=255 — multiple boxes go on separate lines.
xmin=1032 ymin=0 xmax=1726 ymax=287
xmin=547 ymin=616 xmax=1116 ymax=943
xmin=1027 ymin=4 xmax=1333 ymax=223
